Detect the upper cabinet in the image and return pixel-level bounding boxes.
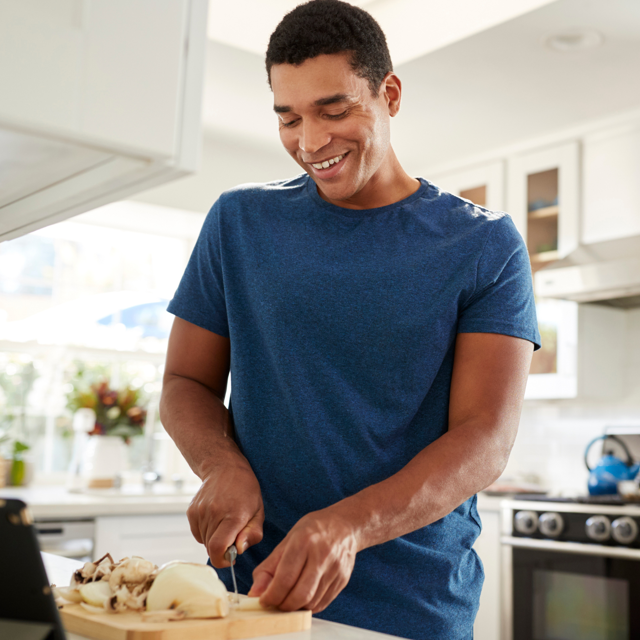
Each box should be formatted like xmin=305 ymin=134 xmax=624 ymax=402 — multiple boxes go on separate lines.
xmin=507 ymin=142 xmax=581 ymax=398
xmin=507 ymin=141 xmax=580 ymax=263
xmin=0 ymin=0 xmax=209 ymax=242
xmin=430 ymin=161 xmax=505 ymax=211
xmin=429 ymin=133 xmax=628 ymax=400
xmin=582 ymin=123 xmax=640 ymax=246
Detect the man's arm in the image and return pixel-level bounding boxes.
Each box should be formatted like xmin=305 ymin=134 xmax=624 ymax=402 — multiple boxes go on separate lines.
xmin=249 ymin=332 xmax=533 ymax=612
xmin=160 ymin=317 xmax=264 ymax=566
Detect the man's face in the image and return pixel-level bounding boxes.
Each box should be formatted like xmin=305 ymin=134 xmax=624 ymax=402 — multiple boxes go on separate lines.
xmin=270 ymin=53 xmax=394 ymax=206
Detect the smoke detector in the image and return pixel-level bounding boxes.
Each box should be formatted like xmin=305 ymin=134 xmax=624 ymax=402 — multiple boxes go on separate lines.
xmin=545 ymin=29 xmax=603 ymax=52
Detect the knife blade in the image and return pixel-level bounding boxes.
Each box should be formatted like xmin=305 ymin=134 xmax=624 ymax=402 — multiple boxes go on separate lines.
xmin=224 ymin=544 xmax=239 ymax=604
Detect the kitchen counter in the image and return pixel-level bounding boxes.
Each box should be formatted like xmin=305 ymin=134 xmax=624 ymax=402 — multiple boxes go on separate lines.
xmin=476 ymin=493 xmax=504 ymax=512
xmin=43 ymin=553 xmax=402 ymax=640
xmin=1 ymin=485 xmax=507 ymax=520
xmin=0 ymin=484 xmax=200 ymax=519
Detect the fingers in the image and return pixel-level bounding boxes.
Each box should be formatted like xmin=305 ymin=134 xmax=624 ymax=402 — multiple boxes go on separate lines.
xmin=248 ymin=542 xmax=286 ymax=597
xmin=278 ymin=559 xmax=326 ymax=611
xmin=303 ymin=571 xmax=333 ymax=612
xmin=186 ymin=507 xmax=205 ymax=544
xmin=247 ymin=570 xmax=272 ymax=597
xmin=258 ymin=541 xmax=308 ymax=608
xmin=311 ymin=574 xmax=348 ymax=614
xmin=235 ymin=511 xmax=265 ymax=555
xmin=206 ymin=514 xmax=249 ymax=567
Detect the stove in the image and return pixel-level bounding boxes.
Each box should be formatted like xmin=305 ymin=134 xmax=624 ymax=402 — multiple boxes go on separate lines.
xmin=500 ymin=497 xmax=640 ymax=640
xmin=515 ymin=492 xmax=640 ymax=506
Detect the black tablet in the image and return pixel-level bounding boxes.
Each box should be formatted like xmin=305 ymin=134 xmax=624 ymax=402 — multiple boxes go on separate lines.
xmin=0 ymin=498 xmax=66 ymax=640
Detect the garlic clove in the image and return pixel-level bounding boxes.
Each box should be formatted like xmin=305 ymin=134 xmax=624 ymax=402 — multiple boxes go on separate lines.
xmin=234 ymin=596 xmax=269 ymax=611
xmin=80 ymin=580 xmax=112 ymax=608
xmin=53 ymin=586 xmax=84 ymax=604
xmin=141 ymin=609 xmax=187 ymax=623
xmin=146 ymin=562 xmax=229 ymax=619
xmin=80 ymin=602 xmax=109 ymax=615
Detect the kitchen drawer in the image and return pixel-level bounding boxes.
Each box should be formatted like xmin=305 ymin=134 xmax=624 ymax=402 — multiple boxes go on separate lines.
xmin=95 ymin=513 xmax=206 ymax=566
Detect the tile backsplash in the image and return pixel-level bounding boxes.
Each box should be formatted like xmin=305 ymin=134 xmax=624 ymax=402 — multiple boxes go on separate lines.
xmin=504 ymin=308 xmax=640 ymax=494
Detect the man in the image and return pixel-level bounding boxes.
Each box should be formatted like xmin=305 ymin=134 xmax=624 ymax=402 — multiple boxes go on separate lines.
xmin=160 ymin=1 xmax=540 ymax=638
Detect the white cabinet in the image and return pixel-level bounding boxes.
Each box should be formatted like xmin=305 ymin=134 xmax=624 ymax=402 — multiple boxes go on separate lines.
xmin=507 ymin=142 xmax=584 ymax=399
xmin=525 ymin=301 xmax=626 ymax=399
xmin=474 ymin=508 xmax=501 ymax=640
xmin=582 ymin=123 xmax=640 ymax=246
xmin=430 ymin=161 xmax=505 ymax=210
xmin=0 ymin=0 xmax=208 ymax=242
xmin=95 ymin=514 xmax=207 ymax=566
xmin=507 ymin=142 xmax=580 ymax=260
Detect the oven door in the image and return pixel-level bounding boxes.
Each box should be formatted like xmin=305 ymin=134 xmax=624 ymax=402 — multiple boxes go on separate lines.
xmin=503 ymin=537 xmax=640 ymax=640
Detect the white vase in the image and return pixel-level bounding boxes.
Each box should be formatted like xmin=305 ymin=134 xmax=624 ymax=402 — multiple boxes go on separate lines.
xmin=80 ymin=435 xmax=128 ymax=489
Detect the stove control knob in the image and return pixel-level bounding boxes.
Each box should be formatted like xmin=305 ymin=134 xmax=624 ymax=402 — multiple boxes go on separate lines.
xmin=586 ymin=515 xmax=611 ymax=542
xmin=514 ymin=510 xmax=539 ymax=535
xmin=539 ymin=512 xmax=564 ymax=538
xmin=611 ymin=517 xmax=638 ymax=545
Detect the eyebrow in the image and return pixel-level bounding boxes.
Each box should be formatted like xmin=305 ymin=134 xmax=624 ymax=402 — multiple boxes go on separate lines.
xmin=273 ymin=93 xmax=351 ymax=113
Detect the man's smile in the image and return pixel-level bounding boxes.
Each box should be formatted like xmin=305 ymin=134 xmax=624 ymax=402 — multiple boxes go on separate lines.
xmin=306 ymin=152 xmax=349 ymax=178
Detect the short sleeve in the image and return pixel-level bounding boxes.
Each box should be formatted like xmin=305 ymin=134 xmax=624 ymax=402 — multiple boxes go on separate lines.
xmin=457 ymin=215 xmax=541 ymax=350
xmin=167 ymin=200 xmax=229 ymax=338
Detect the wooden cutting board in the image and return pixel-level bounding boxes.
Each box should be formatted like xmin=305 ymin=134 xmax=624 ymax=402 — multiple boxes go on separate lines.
xmin=59 ymin=598 xmax=312 ymax=640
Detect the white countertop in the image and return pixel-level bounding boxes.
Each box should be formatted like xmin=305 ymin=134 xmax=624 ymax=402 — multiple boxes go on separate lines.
xmin=43 ymin=553 xmax=402 ymax=640
xmin=2 ymin=485 xmax=507 ymax=520
xmin=0 ymin=484 xmax=200 ymax=519
xmin=475 ymin=493 xmax=505 ymax=512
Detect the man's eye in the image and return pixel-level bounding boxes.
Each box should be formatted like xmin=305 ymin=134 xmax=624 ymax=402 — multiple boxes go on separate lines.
xmin=325 ymin=111 xmax=348 ymax=119
xmin=281 ymin=119 xmax=299 ymax=128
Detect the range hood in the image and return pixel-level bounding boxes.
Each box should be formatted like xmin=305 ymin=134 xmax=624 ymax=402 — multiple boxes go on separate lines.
xmin=534 ymin=234 xmax=640 ymax=309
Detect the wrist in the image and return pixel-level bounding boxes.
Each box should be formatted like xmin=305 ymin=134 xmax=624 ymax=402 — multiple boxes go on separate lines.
xmin=323 ymin=493 xmax=376 ymax=553
xmin=197 ymin=442 xmax=251 ymax=481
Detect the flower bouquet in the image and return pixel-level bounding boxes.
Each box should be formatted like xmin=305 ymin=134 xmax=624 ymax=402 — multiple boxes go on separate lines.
xmin=67 ymin=381 xmax=147 ymax=442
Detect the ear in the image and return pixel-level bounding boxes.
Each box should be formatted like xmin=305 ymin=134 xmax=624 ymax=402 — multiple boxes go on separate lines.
xmin=380 ymin=72 xmax=402 ymax=117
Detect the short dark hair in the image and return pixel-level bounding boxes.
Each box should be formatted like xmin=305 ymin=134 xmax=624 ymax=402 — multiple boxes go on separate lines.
xmin=266 ymin=0 xmax=393 ymax=96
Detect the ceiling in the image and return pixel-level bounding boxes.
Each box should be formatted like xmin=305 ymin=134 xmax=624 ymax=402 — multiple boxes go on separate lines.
xmin=202 ymin=0 xmax=640 ymax=174
xmin=206 ymin=0 xmax=554 ymax=66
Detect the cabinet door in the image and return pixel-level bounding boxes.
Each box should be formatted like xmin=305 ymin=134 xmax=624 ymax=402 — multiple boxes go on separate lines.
xmin=95 ymin=514 xmax=207 ymax=566
xmin=430 ymin=161 xmax=504 ymax=210
xmin=508 ymin=143 xmax=580 ymax=399
xmin=474 ymin=510 xmax=501 ymax=640
xmin=582 ymin=124 xmax=640 ymax=245
xmin=507 ymin=142 xmax=579 ymax=260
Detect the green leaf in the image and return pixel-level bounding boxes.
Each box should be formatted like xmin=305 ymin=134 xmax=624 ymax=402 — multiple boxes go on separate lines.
xmin=13 ymin=440 xmax=30 ymax=455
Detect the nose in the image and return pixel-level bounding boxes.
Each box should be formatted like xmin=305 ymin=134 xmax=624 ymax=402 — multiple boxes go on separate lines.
xmin=298 ymin=119 xmax=331 ymax=155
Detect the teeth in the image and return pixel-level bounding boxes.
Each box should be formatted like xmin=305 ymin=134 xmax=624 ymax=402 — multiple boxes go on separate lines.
xmin=312 ymin=154 xmax=344 ymax=170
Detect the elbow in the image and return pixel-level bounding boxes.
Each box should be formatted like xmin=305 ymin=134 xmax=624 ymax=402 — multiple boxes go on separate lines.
xmin=484 ymin=434 xmax=515 ymax=487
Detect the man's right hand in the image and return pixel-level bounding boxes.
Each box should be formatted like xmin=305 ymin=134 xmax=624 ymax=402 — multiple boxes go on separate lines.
xmin=187 ymin=456 xmax=265 ymax=567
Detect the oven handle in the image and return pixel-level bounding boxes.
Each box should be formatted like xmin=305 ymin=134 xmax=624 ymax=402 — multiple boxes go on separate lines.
xmin=502 ymin=535 xmax=640 ymax=560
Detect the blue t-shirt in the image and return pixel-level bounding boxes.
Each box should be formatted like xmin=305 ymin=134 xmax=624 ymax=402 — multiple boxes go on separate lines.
xmin=167 ymin=174 xmax=540 ymax=640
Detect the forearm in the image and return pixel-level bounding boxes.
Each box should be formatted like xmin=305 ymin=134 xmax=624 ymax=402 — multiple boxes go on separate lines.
xmin=159 ymin=374 xmax=245 ymax=480
xmin=332 ymin=419 xmax=513 ymax=551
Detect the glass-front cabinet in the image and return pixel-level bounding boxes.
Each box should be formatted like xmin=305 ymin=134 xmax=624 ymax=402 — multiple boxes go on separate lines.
xmin=507 ymin=142 xmax=581 ymax=399
xmin=431 ymin=143 xmax=624 ymax=400
xmin=430 ymin=160 xmax=505 ymax=211
xmin=433 ymin=146 xmax=582 ymax=399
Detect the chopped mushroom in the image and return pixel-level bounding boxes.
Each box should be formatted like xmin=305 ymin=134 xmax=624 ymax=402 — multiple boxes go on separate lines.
xmin=108 ymin=557 xmax=157 ymax=592
xmin=59 ymin=554 xmax=230 ymax=619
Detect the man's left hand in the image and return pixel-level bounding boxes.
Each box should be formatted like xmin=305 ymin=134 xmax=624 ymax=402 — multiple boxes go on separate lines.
xmin=248 ymin=507 xmax=358 ymax=613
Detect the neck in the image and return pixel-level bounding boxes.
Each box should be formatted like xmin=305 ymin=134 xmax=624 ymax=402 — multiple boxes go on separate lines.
xmin=317 ymin=148 xmax=420 ymax=210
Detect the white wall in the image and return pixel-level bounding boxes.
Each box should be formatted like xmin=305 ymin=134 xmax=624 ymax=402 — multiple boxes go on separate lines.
xmin=505 ymin=307 xmax=640 ymax=494
xmin=132 ymin=131 xmax=298 ymax=214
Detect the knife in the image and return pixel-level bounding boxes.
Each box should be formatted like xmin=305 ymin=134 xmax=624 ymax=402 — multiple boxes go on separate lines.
xmin=224 ymin=544 xmax=239 ymax=604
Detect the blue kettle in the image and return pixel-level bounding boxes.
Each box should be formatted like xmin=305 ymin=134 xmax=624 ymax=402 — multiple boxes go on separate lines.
xmin=585 ymin=434 xmax=640 ymax=496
